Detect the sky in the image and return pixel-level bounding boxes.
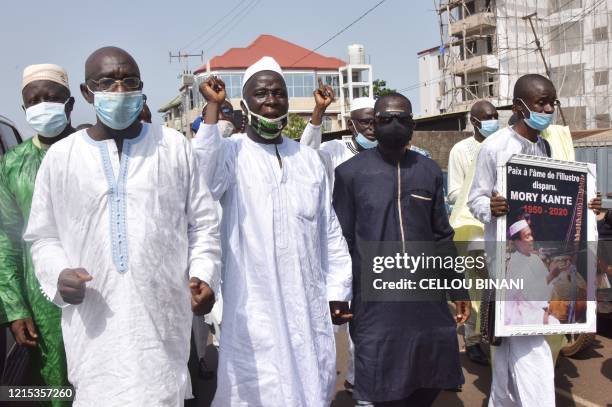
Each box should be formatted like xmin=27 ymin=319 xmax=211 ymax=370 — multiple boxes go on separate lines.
xmin=0 ymin=0 xmax=440 ymax=137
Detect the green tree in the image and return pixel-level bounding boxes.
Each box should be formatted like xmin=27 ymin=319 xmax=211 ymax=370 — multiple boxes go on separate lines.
xmin=284 ymin=113 xmax=307 ymax=139
xmin=373 ymin=79 xmax=397 ymax=98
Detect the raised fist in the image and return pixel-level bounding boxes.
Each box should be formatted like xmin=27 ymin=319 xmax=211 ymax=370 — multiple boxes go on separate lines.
xmin=199 ymin=76 xmax=226 ymax=104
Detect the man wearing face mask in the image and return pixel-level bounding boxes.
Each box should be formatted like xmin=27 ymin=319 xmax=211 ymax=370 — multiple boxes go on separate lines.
xmin=467 ymin=74 xmax=601 ymax=406
xmin=447 ymin=100 xmax=498 ymax=368
xmin=301 ymin=96 xmax=373 ymax=181
xmin=448 ymin=100 xmax=499 ymax=206
xmin=23 ymin=47 xmax=222 ymax=406
xmin=204 ymin=99 xmax=236 ymax=137
xmin=333 ymin=93 xmax=469 ymax=406
xmin=193 ymin=56 xmax=353 ymax=407
xmin=0 ymin=64 xmax=74 ymax=402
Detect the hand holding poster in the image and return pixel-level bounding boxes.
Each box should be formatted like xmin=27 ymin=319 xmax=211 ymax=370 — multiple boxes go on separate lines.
xmin=495 ymin=154 xmax=597 ymax=337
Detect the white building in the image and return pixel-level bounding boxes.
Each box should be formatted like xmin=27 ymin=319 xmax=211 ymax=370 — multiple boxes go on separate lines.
xmin=159 ymin=35 xmax=373 ymax=136
xmin=418 ymin=0 xmax=612 ymax=130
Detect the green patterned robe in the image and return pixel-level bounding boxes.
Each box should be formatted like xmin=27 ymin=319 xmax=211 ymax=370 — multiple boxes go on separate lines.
xmin=0 ymin=137 xmax=69 ymax=406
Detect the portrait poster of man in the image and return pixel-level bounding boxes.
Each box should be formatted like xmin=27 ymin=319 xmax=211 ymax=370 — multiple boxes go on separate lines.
xmin=495 ymin=154 xmax=597 ymax=336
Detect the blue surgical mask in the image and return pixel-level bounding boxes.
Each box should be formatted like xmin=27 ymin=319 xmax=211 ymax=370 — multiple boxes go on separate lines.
xmin=90 ymin=89 xmax=144 ymax=130
xmin=355 ymin=132 xmax=378 ymax=149
xmin=518 ymin=99 xmax=554 ymax=131
xmin=25 ymin=101 xmax=69 ymax=137
xmin=475 ymin=118 xmax=499 ymax=138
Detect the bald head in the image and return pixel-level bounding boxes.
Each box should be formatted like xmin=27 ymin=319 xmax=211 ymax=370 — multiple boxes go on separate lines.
xmin=470 ymin=100 xmax=496 ymax=119
xmin=374 ymin=93 xmax=412 ymax=114
xmin=512 ymin=74 xmax=557 ymax=128
xmin=84 ymin=46 xmax=140 ymax=83
xmin=513 ymin=74 xmax=555 ymax=102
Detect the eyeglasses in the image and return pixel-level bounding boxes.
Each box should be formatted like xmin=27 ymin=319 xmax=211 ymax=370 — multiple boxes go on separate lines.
xmin=88 ymin=77 xmax=142 ymax=91
xmin=353 ymin=118 xmax=374 ymax=127
xmin=375 ymin=111 xmax=414 ymax=126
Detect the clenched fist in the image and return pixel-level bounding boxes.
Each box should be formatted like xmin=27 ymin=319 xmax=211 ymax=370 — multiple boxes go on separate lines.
xmin=58 ymin=268 xmax=93 ymax=304
xmin=190 ymin=277 xmax=215 ymax=316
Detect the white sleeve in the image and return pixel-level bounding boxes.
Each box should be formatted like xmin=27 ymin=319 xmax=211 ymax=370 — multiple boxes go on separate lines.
xmin=318 ymin=149 xmax=336 ymax=188
xmin=319 ymin=163 xmax=352 ymax=302
xmin=467 ymin=146 xmax=495 ymax=224
xmin=300 ymin=122 xmax=323 ymax=149
xmin=185 ymin=141 xmax=222 ymax=298
xmin=23 ymin=154 xmax=70 ymax=307
xmin=447 ymin=144 xmax=465 ymax=205
xmin=192 ymin=124 xmax=234 ymax=201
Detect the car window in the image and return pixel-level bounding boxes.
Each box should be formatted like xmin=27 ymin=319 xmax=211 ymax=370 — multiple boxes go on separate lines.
xmin=0 ymin=122 xmax=20 ymax=156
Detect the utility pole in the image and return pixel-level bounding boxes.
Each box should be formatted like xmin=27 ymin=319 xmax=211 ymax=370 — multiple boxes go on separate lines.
xmin=168 ymin=50 xmax=204 ymax=73
xmin=168 ymin=51 xmax=204 ymax=135
xmin=522 ymin=13 xmax=567 ymax=126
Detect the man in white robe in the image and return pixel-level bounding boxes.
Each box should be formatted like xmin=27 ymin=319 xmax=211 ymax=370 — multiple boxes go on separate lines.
xmin=504 ymin=220 xmax=557 ymax=326
xmin=468 ymin=74 xmax=558 ymax=407
xmin=448 ymin=100 xmax=499 ymax=366
xmin=24 ymin=47 xmax=221 ymax=407
xmin=193 ymin=56 xmax=353 ymax=407
xmin=300 ymin=95 xmax=373 ymax=392
xmin=468 ymin=74 xmax=601 ymax=407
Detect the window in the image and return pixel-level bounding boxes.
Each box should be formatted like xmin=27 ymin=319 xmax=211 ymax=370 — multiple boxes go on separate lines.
xmin=486 ymin=36 xmax=493 ymax=54
xmin=550 ymin=64 xmax=584 ymax=97
xmin=322 ymin=116 xmax=333 ymax=132
xmin=595 ymin=113 xmax=610 ymax=129
xmin=188 ymin=89 xmax=194 ymax=110
xmin=216 ymin=73 xmax=244 ymax=99
xmin=549 ymin=21 xmax=583 ymax=55
xmin=467 ymin=81 xmax=479 ymax=100
xmin=198 ymin=73 xmax=244 ymax=100
xmin=595 ymin=113 xmax=611 ymax=128
xmin=465 ymin=40 xmax=477 ymax=58
xmin=285 ymin=73 xmax=315 ymax=97
xmin=549 ymin=0 xmax=581 ymax=14
xmin=316 ymin=73 xmax=340 ymax=97
xmin=593 ymin=26 xmax=608 ymax=42
xmin=464 ymin=1 xmax=476 ymax=15
xmin=595 ymin=70 xmax=609 ymax=86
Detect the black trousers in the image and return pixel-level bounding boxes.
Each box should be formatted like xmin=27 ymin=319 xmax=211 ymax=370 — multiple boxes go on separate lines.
xmin=374 ymin=388 xmax=442 ymax=407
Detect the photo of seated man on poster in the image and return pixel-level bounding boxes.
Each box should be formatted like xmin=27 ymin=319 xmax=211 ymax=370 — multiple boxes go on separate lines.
xmin=497 ymin=155 xmax=597 ymax=336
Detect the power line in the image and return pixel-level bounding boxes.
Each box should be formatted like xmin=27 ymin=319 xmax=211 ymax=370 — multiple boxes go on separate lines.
xmin=179 ymin=0 xmax=248 ymax=52
xmin=200 ymin=0 xmax=262 ymax=57
xmin=288 ymin=0 xmax=388 ymax=67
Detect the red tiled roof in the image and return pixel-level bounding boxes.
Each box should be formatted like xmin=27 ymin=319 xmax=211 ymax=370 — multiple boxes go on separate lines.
xmin=194 ymin=34 xmax=346 ymax=74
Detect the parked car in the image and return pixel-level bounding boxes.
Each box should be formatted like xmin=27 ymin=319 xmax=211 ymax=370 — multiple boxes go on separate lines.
xmin=0 ymin=115 xmax=23 ymax=157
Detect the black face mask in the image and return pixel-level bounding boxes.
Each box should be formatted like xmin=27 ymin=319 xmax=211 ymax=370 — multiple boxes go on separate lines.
xmin=374 ymin=119 xmax=413 ymax=149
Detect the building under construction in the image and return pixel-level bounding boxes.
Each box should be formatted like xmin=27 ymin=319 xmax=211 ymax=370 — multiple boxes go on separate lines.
xmin=418 ymin=0 xmax=612 ymax=130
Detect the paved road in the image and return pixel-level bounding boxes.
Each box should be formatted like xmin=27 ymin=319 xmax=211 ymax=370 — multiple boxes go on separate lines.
xmin=191 ymin=317 xmax=612 ymax=406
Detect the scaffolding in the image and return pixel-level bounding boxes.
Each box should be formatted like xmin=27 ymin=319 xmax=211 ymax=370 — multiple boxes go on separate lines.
xmin=434 ymin=0 xmax=612 ymax=130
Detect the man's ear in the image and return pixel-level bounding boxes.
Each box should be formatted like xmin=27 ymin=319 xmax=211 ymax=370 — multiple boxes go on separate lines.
xmin=512 ymin=98 xmax=524 ymax=118
xmin=470 ymin=116 xmax=478 ymax=128
xmin=80 ymin=83 xmax=93 ymax=104
xmin=65 ymin=96 xmax=75 ymax=120
xmin=347 ymin=118 xmax=355 ymax=133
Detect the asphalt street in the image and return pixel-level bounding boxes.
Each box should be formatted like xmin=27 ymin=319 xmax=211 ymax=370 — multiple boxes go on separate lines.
xmin=190 ymin=316 xmax=612 ymax=407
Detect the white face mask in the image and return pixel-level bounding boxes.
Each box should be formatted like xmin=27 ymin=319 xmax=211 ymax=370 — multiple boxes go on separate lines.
xmin=217 ymin=120 xmax=235 ymax=137
xmin=25 ymin=101 xmax=69 ymax=137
